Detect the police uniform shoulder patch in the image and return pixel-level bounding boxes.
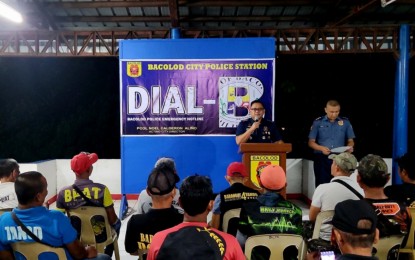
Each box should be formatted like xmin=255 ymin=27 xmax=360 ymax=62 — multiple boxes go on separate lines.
xmin=314 ymin=116 xmax=323 ymax=121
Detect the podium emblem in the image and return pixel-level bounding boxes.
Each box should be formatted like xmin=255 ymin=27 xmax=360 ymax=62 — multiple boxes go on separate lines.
xmin=250 ymin=155 xmax=280 ymax=188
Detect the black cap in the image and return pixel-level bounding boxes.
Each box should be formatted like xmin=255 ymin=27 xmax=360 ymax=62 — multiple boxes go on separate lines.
xmin=331 ymin=199 xmax=377 ymax=235
xmin=147 ymin=168 xmax=177 ymax=196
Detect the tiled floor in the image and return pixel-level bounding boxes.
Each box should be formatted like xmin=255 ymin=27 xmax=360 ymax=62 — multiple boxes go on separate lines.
xmin=50 ymin=198 xmax=310 ymax=259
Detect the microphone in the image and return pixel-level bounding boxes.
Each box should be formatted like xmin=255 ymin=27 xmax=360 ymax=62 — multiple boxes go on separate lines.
xmin=254 ymin=116 xmax=258 ymax=135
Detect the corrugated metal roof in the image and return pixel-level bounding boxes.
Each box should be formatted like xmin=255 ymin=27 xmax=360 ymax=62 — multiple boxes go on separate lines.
xmin=0 ymin=0 xmax=413 ymax=56
xmin=1 ymin=0 xmax=414 ymax=32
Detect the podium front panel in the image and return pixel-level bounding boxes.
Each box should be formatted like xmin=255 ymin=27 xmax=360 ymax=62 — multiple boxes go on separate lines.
xmin=247 ymin=154 xmax=281 ymax=188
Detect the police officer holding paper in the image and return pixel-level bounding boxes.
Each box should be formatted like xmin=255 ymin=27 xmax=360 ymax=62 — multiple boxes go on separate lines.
xmin=308 ymin=100 xmax=355 ymax=187
xmin=235 ymin=99 xmax=284 ymax=145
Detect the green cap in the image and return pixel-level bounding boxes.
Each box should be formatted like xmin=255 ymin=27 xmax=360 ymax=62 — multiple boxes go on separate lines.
xmin=357 ymin=154 xmax=388 ymax=179
xmin=329 ymin=152 xmax=357 ymax=173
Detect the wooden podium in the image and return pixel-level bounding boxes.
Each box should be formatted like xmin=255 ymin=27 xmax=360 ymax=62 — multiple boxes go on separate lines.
xmin=238 ymin=143 xmax=292 ymax=198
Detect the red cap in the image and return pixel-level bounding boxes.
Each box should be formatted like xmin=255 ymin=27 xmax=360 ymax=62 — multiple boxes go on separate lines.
xmin=258 ymin=165 xmax=286 ymax=190
xmin=71 ymin=152 xmax=98 ymax=175
xmin=226 ymin=162 xmax=248 ymax=177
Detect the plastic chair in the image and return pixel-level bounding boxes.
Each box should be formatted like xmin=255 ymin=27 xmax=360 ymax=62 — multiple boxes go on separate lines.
xmin=67 ymin=206 xmax=120 ymax=260
xmin=11 ymin=242 xmax=67 ymax=259
xmin=398 ymin=207 xmax=415 ymax=260
xmin=222 ymin=208 xmax=241 ymax=234
xmin=137 ymin=248 xmax=148 ymax=260
xmin=244 ymin=234 xmax=305 ymax=260
xmin=373 ymin=235 xmax=404 ymax=260
xmin=0 ymin=208 xmax=13 ymax=216
xmin=312 ymin=210 xmax=335 ymax=239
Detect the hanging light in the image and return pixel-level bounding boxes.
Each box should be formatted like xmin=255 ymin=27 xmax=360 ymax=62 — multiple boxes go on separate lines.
xmin=380 ymin=0 xmax=397 ymax=8
xmin=0 ymin=1 xmax=23 ymax=23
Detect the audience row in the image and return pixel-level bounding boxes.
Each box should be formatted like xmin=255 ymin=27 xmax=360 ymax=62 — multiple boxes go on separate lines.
xmin=0 ymin=151 xmax=413 ymax=259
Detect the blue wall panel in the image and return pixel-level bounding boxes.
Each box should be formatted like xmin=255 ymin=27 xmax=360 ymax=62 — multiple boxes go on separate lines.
xmin=120 ymin=38 xmax=275 ymax=193
xmin=121 ymin=136 xmax=241 ymax=193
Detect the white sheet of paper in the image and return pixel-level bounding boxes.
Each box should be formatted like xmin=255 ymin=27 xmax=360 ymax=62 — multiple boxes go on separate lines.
xmin=330 ymin=146 xmax=351 ymax=153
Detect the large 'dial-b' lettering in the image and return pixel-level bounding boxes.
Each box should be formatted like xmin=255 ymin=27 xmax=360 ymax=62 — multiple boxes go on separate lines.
xmin=128 ymin=85 xmax=203 ymax=115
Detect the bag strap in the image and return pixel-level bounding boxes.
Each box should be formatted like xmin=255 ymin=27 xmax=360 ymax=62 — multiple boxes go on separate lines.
xmin=72 ymin=184 xmax=103 ymax=207
xmin=332 ymin=180 xmax=393 ymax=231
xmin=332 ymin=179 xmax=364 ymax=199
xmin=11 ymin=212 xmax=62 ymax=248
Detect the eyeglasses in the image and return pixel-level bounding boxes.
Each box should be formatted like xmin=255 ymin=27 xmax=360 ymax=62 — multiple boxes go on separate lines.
xmin=250 ymin=108 xmax=264 ymax=111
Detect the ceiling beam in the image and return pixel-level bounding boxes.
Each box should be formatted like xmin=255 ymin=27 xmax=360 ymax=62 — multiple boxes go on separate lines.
xmin=0 ymin=26 xmax=408 ymax=57
xmin=330 ymin=0 xmax=378 ymax=27
xmin=168 ymin=0 xmax=180 ymax=28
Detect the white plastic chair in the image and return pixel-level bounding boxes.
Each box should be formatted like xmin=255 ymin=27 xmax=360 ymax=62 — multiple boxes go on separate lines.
xmin=245 ymin=234 xmax=305 ymax=260
xmin=12 ymin=242 xmax=67 ymax=259
xmin=373 ymin=235 xmax=404 ymax=260
xmin=67 ymin=206 xmax=120 ymax=260
xmin=312 ymin=210 xmax=335 ymax=239
xmin=398 ymin=207 xmax=415 ymax=260
xmin=222 ymin=208 xmax=241 ymax=234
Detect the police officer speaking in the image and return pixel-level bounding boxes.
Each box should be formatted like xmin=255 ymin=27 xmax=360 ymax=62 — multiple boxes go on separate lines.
xmin=308 ymin=100 xmax=355 ymax=187
xmin=236 ymin=99 xmax=284 ymax=145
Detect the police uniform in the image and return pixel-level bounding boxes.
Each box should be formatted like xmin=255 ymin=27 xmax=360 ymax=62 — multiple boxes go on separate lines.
xmin=308 ymin=115 xmax=355 ymax=187
xmin=236 ymin=118 xmax=282 ymax=143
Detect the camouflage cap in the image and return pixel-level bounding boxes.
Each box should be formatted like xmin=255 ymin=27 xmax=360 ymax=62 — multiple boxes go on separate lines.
xmin=357 ymin=154 xmax=389 ymax=179
xmin=329 ymin=153 xmax=357 ymax=173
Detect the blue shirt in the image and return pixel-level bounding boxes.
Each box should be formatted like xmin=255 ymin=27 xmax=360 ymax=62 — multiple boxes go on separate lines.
xmin=0 ymin=206 xmax=77 ymax=260
xmin=308 ymin=116 xmax=355 ymax=151
xmin=236 ymin=118 xmax=282 ymax=143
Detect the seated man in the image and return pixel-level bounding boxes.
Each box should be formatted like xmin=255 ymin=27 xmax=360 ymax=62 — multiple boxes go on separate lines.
xmin=211 ymin=162 xmax=259 ymax=235
xmin=56 ymin=152 xmax=121 ymax=257
xmin=0 ymin=159 xmax=20 ymax=209
xmin=384 ymin=153 xmax=415 ymax=207
xmin=0 ymin=171 xmax=110 ymax=260
xmin=357 ymin=154 xmax=411 ymax=240
xmin=237 ymin=165 xmax=303 ymax=259
xmin=307 ymin=199 xmax=379 ymax=260
xmin=135 ymin=157 xmax=182 ymax=214
xmin=124 ymin=165 xmax=183 ymax=258
xmin=309 ymin=152 xmax=363 ymax=241
xmin=147 ymin=175 xmax=245 ymax=260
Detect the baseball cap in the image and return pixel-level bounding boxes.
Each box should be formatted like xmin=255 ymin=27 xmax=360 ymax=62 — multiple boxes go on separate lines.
xmin=357 ymin=154 xmax=389 ymax=179
xmin=329 ymin=152 xmax=357 ymax=173
xmin=226 ymin=162 xmax=248 ymax=177
xmin=71 ymin=152 xmax=98 ymax=175
xmin=147 ymin=168 xmax=177 ymax=196
xmin=258 ymin=165 xmax=286 ymax=191
xmin=331 ymin=199 xmax=377 ymax=235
